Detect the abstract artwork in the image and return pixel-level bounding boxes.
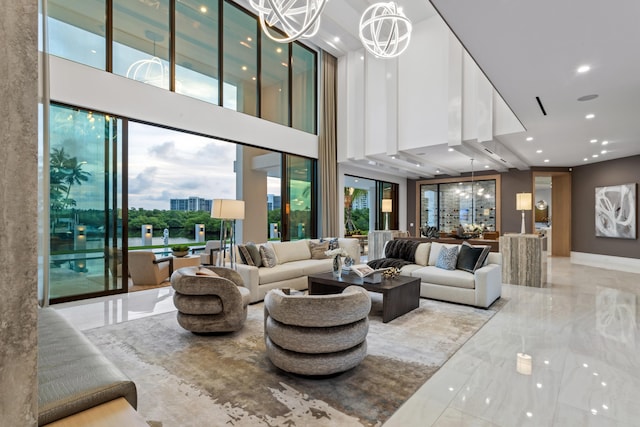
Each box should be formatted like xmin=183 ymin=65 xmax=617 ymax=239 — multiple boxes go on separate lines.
xmin=595 ymin=183 xmax=636 ymax=239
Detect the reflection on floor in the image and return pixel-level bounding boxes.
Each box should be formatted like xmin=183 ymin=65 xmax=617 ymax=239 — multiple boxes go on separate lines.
xmin=54 ymin=257 xmax=640 ymax=426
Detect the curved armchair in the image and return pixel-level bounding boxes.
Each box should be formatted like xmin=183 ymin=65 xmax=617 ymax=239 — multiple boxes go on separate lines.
xmin=170 ymin=266 xmax=250 ymax=333
xmin=264 ymin=286 xmax=371 ymax=376
xmin=128 ymin=251 xmax=173 ymax=286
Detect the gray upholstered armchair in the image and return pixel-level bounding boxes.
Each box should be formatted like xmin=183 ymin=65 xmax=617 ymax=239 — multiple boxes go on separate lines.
xmin=264 ymin=286 xmax=371 ymax=376
xmin=170 ymin=266 xmax=250 ymax=333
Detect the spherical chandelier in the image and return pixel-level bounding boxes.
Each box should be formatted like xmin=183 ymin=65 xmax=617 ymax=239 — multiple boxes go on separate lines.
xmin=249 ymin=0 xmax=327 ymax=43
xmin=359 ymin=2 xmax=412 ymax=59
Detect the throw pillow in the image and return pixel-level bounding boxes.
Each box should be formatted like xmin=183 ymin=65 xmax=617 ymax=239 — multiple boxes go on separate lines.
xmin=195 ymin=267 xmax=218 ymax=277
xmin=435 ymin=245 xmax=458 ymax=270
xmin=309 ymin=240 xmax=330 ymax=259
xmin=237 ymin=245 xmax=255 ymax=266
xmin=259 ymin=245 xmax=277 ymax=268
xmin=328 ymin=238 xmax=339 ymax=250
xmin=245 ymin=242 xmax=262 ymax=267
xmin=456 ymin=241 xmax=491 ymax=273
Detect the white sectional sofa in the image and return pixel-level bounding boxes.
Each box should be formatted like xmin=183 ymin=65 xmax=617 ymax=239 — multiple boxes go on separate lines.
xmin=370 ymin=240 xmax=502 ymax=308
xmin=235 ymin=238 xmax=360 ymax=303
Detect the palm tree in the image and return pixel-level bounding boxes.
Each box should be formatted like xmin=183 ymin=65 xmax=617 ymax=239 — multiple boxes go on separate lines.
xmin=344 ymin=187 xmax=367 ymax=234
xmin=49 ymin=146 xmax=91 ymax=230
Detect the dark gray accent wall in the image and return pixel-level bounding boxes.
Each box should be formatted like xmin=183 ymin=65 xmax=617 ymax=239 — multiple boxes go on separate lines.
xmin=500 ymin=169 xmax=533 ymax=234
xmin=407 ymin=179 xmax=417 ymax=235
xmin=572 ymin=155 xmax=640 ymax=258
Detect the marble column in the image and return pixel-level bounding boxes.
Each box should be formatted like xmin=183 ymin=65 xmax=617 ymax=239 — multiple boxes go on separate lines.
xmin=368 ymin=230 xmax=407 ymax=260
xmin=0 ymin=1 xmax=39 ymax=425
xmin=500 ymin=233 xmax=547 ymax=287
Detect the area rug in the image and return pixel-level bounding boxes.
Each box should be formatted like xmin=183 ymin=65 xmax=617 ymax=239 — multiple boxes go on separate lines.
xmin=84 ymin=295 xmax=507 ymax=427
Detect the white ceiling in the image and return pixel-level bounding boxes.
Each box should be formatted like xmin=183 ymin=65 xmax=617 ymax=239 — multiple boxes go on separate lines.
xmin=250 ymin=0 xmax=640 ymax=176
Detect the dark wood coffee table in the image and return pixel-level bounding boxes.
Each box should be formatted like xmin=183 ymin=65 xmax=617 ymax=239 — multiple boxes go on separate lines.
xmin=307 ymin=272 xmax=420 ymax=323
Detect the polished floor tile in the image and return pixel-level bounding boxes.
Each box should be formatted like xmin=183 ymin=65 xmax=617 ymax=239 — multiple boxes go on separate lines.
xmin=53 ymin=257 xmax=640 ymax=426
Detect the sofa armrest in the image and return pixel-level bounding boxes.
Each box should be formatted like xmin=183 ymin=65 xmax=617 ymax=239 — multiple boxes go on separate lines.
xmin=473 ymin=263 xmax=502 ymax=308
xmin=234 ymin=264 xmax=260 ymax=303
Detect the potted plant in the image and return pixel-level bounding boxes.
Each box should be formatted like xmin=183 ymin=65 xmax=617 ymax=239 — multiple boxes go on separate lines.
xmin=171 ymin=244 xmax=190 ymax=257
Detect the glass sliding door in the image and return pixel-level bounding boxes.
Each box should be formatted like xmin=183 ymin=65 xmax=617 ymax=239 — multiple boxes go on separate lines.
xmin=376 ymin=181 xmax=398 ymax=231
xmin=48 ymin=104 xmax=123 ymax=302
xmin=282 ymin=155 xmax=315 ymax=240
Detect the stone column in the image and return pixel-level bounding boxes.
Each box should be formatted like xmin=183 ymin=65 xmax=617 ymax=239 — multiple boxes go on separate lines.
xmin=0 ymin=1 xmax=39 ymax=425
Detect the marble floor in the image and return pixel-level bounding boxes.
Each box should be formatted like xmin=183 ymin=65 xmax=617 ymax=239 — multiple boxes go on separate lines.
xmin=54 ymin=257 xmax=640 ymax=426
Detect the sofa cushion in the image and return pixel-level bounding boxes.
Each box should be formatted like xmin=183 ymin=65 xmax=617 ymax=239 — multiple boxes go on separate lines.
xmin=436 ymin=245 xmax=459 ymax=270
xmin=299 ymin=259 xmax=333 ymax=275
xmin=428 ymin=242 xmax=460 ymax=266
xmin=258 ymin=263 xmax=306 ymax=285
xmin=411 ymin=266 xmax=476 ymax=289
xmin=260 ymin=244 xmax=277 ymax=268
xmin=456 ymin=241 xmax=490 ymax=273
xmin=309 ymin=240 xmax=330 ymax=259
xmin=271 ymin=240 xmax=311 ymax=264
xmin=414 ymin=242 xmax=431 ymax=266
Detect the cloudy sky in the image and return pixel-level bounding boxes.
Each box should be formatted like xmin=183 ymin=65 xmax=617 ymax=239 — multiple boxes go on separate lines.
xmin=128 ymin=122 xmax=281 ymax=210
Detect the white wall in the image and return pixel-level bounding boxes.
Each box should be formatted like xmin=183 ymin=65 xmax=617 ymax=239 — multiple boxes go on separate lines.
xmin=49 ymin=56 xmax=318 ymax=159
xmin=337 ymin=14 xmax=524 ymax=163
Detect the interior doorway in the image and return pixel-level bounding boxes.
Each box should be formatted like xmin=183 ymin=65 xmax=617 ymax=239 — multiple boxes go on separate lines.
xmin=533 ymin=171 xmax=572 ymax=256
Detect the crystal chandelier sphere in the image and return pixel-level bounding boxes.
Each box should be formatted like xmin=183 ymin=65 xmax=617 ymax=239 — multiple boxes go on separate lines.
xmin=250 ymin=0 xmax=327 ymax=43
xmin=359 ymin=2 xmax=412 ymax=58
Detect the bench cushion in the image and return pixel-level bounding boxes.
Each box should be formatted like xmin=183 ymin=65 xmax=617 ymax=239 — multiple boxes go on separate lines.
xmin=38 ymin=308 xmax=137 ymax=426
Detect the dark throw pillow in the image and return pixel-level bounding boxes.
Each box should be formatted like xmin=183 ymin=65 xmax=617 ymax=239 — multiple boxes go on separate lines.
xmin=456 ymin=241 xmax=491 ymax=273
xmin=237 ymin=245 xmax=255 ymax=266
xmin=435 ymin=245 xmax=458 ymax=270
xmin=245 ymin=242 xmax=262 ymax=267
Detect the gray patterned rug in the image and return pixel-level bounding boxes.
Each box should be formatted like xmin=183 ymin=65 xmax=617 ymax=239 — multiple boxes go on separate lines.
xmin=84 ymin=295 xmax=506 ymax=427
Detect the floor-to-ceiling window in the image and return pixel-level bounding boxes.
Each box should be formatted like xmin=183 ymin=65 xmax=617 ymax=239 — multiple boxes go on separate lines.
xmin=283 ymin=155 xmax=315 ymax=240
xmin=175 ymin=0 xmax=219 ymax=103
xmin=291 ymin=43 xmax=317 ymax=133
xmin=112 ymin=0 xmax=171 ymax=89
xmin=48 ymin=104 xmax=122 ymax=302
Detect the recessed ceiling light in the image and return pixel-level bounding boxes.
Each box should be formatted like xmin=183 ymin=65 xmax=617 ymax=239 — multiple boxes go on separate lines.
xmin=544 ymin=159 xmax=550 ymax=163
xmin=333 ymin=36 xmax=340 ymax=42
xmin=590 ymin=139 xmax=597 ymax=143
xmin=526 ymin=137 xmax=533 ymax=141
xmin=602 ymin=140 xmax=608 ymax=145
xmin=601 ymin=150 xmax=607 ymax=154
xmin=247 ymin=37 xmax=252 ymax=42
xmin=276 ymin=47 xmax=282 ymax=53
xmin=448 ymin=148 xmax=454 ymax=152
xmin=585 ymin=114 xmax=595 ymax=119
xmin=391 ymin=156 xmax=396 ymax=159
xmin=536 ymin=150 xmax=543 ymax=153
xmin=592 ymin=154 xmax=599 ymax=158
xmin=251 ymin=76 xmax=256 ymax=80
xmin=90 ymin=49 xmax=97 ymax=54
xmin=416 ymin=163 xmax=420 ymax=167
xmin=360 ymin=55 xmax=364 ymax=60
xmin=200 ymin=6 xmax=207 ymax=13
xmin=354 ymin=179 xmax=358 ymax=182
xmin=484 ymin=165 xmax=489 ymax=168
xmin=583 ymin=158 xmax=588 ymax=161
xmin=436 ymin=169 xmax=440 ymax=173
xmin=577 ymin=65 xmax=591 ymax=73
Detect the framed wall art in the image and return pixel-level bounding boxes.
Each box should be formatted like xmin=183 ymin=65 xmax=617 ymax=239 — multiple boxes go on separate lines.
xmin=595 ymin=183 xmax=636 ymax=239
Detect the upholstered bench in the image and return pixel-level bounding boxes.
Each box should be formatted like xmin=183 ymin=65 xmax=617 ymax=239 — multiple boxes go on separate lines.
xmin=38 ymin=308 xmax=142 ymax=426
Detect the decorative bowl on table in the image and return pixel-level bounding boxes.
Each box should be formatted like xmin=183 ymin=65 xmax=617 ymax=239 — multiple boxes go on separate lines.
xmin=171 ymin=245 xmax=190 ymax=257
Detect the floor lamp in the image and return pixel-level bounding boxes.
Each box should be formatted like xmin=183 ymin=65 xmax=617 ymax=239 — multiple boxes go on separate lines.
xmin=516 ymin=193 xmax=532 ymax=234
xmin=212 ymin=199 xmax=245 ymax=269
xmin=382 ymin=199 xmax=392 ymax=231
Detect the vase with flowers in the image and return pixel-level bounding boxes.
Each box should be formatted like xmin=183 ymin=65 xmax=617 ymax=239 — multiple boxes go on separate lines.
xmin=325 ymin=247 xmax=349 ymax=278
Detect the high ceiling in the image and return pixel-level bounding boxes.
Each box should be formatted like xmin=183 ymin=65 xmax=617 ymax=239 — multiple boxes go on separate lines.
xmin=240 ymin=0 xmax=640 ymax=176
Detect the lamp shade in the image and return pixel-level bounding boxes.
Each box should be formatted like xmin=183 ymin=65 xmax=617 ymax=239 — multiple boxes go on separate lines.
xmin=381 ymin=199 xmax=393 ymax=213
xmin=516 ymin=193 xmax=532 ymax=211
xmin=212 ymin=199 xmax=245 ymax=220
